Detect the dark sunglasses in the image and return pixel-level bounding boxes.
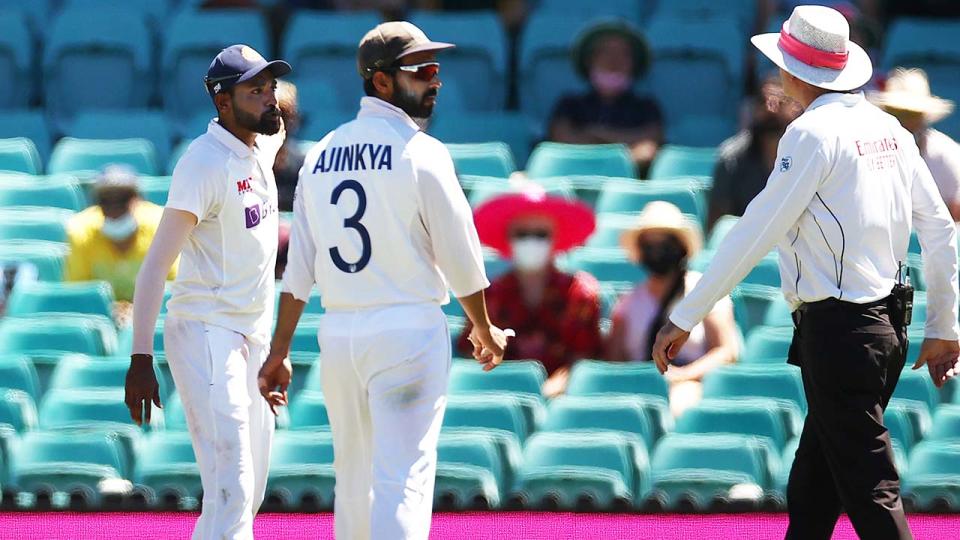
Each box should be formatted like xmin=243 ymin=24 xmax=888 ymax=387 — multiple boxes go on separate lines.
xmin=391 ymin=61 xmax=440 ymax=82
xmin=511 ymin=229 xmax=552 ymax=240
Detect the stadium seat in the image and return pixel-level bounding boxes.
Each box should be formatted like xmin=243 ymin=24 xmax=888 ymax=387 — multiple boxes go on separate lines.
xmin=0 ymin=138 xmax=41 ymax=174
xmin=513 ymin=431 xmax=646 ymax=511
xmin=517 ymin=14 xmax=590 ymax=125
xmin=61 ymin=0 xmax=170 ymax=27
xmin=429 ymin=111 xmax=535 ymax=167
xmin=443 ymin=395 xmax=529 ymax=442
xmin=0 ymin=240 xmax=70 ymax=281
xmin=667 ymin=115 xmax=736 ymax=148
xmin=594 ymin=181 xmax=704 ymax=221
xmin=266 ymin=431 xmax=335 ymax=511
xmin=709 ymin=252 xmax=781 ymax=288
xmin=282 ymin=11 xmax=382 ymax=110
xmin=161 ymin=392 xmax=187 ymax=431
xmin=542 ymin=395 xmax=656 ymax=449
xmin=294 ymin=78 xmax=341 ymax=112
xmin=43 ymin=8 xmax=151 ymax=125
xmin=559 ymin=249 xmax=645 ymax=284
xmin=464 ymin=176 xmax=575 ymax=208
xmin=39 ymin=387 xmax=153 ymax=430
xmin=6 ymin=280 xmax=115 ymax=320
xmin=448 ymin=360 xmax=546 ymax=398
xmin=447 ymin=143 xmax=516 ymax=177
xmin=903 ymin=441 xmax=960 ymax=512
xmin=295 ymin=355 xmax=323 ymax=396
xmin=48 ymin=137 xmax=159 ymax=176
xmin=0 ymin=313 xmax=117 ymax=356
xmin=706 ymin=215 xmax=738 ymax=250
xmin=675 ymin=398 xmax=788 ymax=450
xmin=298 ymin=109 xmax=357 ymax=142
xmin=139 ymin=175 xmax=172 ymax=206
xmin=702 ymin=365 xmax=806 ymax=412
xmin=288 ymin=391 xmax=329 ymax=431
xmin=889 ymin=398 xmax=932 ymax=449
xmin=0 ymin=175 xmax=84 ymax=211
xmin=741 ymin=326 xmax=794 ymax=363
xmin=892 ymin=368 xmax=939 ymax=416
xmin=762 ymin=298 xmax=794 ymax=328
xmin=162 ymin=9 xmax=269 ymax=123
xmin=0 ymin=389 xmax=38 ymax=433
xmin=657 ymin=0 xmax=757 ymax=32
xmin=285 ymin=351 xmax=322 ymax=401
xmin=134 ymin=431 xmax=201 ymax=509
xmin=0 ymin=9 xmax=32 ymax=108
xmin=435 ymin=431 xmax=505 ymax=509
xmin=66 ymin=111 xmax=174 ymax=168
xmin=729 ymin=284 xmax=782 ymax=340
xmin=584 ymin=214 xmax=634 ymax=250
xmin=12 ymin=430 xmax=131 ymax=507
xmin=885 ymin=404 xmax=917 ymax=452
xmin=648 ymin=145 xmax=718 ymax=180
xmin=929 ymin=405 xmax=960 ymax=442
xmin=48 ymin=355 xmax=165 ymax=397
xmin=649 ymin=433 xmax=773 ymax=511
xmin=526 ymin=142 xmax=635 ymax=179
xmin=290 ymin=315 xmax=321 ymax=354
xmin=0 ymin=111 xmax=52 ymax=162
xmin=409 ymin=12 xmax=507 ymax=110
xmin=0 ymin=355 xmax=40 ymax=401
xmin=0 ymin=207 xmax=72 ymax=243
xmin=566 ymin=360 xmax=669 ymax=400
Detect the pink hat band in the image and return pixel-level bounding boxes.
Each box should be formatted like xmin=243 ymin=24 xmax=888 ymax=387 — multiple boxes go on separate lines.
xmin=778 ymin=22 xmax=848 ymax=70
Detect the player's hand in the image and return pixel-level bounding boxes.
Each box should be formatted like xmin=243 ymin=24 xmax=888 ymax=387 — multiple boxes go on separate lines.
xmin=125 ymin=353 xmax=162 ymax=427
xmin=468 ymin=325 xmax=514 ymax=371
xmin=258 ymin=351 xmax=292 ymax=416
xmin=913 ymin=338 xmax=960 ymax=388
xmin=652 ymin=321 xmax=691 ymax=375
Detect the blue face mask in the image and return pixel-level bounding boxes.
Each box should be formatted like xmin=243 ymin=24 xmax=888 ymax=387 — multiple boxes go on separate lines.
xmin=101 ymin=213 xmax=138 ymax=241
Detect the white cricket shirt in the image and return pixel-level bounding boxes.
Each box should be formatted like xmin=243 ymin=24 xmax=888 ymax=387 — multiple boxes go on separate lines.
xmin=282 ymin=97 xmax=489 ymax=310
xmin=165 ymin=119 xmax=283 ymax=345
xmin=671 ymin=92 xmax=960 ymax=340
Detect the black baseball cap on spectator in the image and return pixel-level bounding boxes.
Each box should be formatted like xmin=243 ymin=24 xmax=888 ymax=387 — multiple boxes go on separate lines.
xmin=205 ymin=44 xmax=292 ymax=99
xmin=357 ymin=21 xmax=454 ymax=80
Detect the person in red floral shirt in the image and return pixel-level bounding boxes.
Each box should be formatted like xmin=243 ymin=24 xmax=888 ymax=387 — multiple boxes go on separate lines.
xmin=457 ymin=186 xmax=601 ymax=397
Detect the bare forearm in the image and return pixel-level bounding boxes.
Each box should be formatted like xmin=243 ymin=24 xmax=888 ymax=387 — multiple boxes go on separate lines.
xmin=131 ymin=263 xmax=167 ymax=355
xmin=457 ymin=289 xmax=492 ymax=329
xmin=270 ymin=292 xmax=306 ymax=356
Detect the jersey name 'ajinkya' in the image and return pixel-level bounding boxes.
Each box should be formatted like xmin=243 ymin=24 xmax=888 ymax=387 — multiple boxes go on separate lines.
xmin=312 ymin=143 xmax=393 ymax=173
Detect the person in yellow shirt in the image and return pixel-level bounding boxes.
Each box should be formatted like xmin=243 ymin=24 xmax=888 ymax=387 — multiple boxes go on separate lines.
xmin=66 ymin=166 xmax=177 ymax=306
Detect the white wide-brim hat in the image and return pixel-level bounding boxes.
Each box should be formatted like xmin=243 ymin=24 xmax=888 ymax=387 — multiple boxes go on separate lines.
xmin=868 ymin=67 xmax=955 ymax=123
xmin=752 ymin=5 xmax=872 ymax=92
xmin=620 ymin=201 xmax=703 ymax=264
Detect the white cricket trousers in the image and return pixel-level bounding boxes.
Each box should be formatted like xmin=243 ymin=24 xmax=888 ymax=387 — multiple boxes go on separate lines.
xmin=319 ymin=303 xmax=451 ymax=540
xmin=164 ymin=316 xmax=275 ymax=540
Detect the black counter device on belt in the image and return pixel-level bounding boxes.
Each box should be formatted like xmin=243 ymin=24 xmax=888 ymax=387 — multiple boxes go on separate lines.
xmin=890 ymin=261 xmax=914 ymax=329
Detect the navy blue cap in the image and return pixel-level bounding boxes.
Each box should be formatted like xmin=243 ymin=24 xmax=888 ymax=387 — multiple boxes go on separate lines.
xmin=205 ymin=44 xmax=292 ymax=99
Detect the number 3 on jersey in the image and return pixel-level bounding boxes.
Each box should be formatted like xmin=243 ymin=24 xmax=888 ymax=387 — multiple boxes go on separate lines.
xmin=329 ymin=180 xmax=371 ymax=273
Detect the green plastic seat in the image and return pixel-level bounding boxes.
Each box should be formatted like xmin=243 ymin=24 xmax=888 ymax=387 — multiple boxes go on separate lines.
xmin=702 ymin=365 xmax=806 ymax=412
xmin=648 ymin=144 xmax=717 ymax=179
xmin=706 ymin=215 xmax=739 ymax=250
xmin=448 ymin=360 xmax=546 ymax=398
xmin=266 ymin=431 xmax=335 ymax=511
xmin=742 ymin=326 xmax=794 ymax=363
xmin=47 ymin=137 xmax=159 ymax=176
xmin=443 ymin=394 xmax=529 ymax=442
xmin=286 ymin=351 xmax=320 ymax=402
xmin=513 ymin=432 xmax=646 ymax=511
xmin=0 ymin=389 xmax=38 ymax=432
xmin=0 ymin=176 xmax=85 ymax=211
xmin=447 ymin=143 xmax=516 ymax=178
xmin=566 ymin=360 xmax=669 ymax=401
xmin=48 ymin=355 xmax=167 ymax=398
xmin=762 ymin=298 xmax=795 ymax=328
xmin=543 ymin=395 xmax=655 ymax=450
xmin=0 ymin=206 xmax=72 ymax=243
xmin=888 ymin=398 xmax=932 ymax=446
xmin=526 ymin=143 xmax=635 ymax=179
xmin=464 ymin=176 xmax=574 ymax=208
xmin=0 ymin=314 xmax=117 ymax=356
xmin=139 ymin=175 xmax=172 ymax=206
xmin=0 ymin=137 xmax=42 ymax=174
xmin=559 ymin=249 xmax=645 ymax=284
xmin=440 ymin=426 xmax=522 ymax=496
xmin=907 ymin=291 xmax=927 ymax=332
xmin=885 ymin=404 xmax=917 ymax=452
xmin=930 ymin=405 xmax=960 ymax=442
xmin=12 ymin=430 xmax=131 ymax=507
xmin=676 ymin=398 xmax=788 ymax=450
xmin=892 ymin=368 xmax=939 ymax=415
xmin=290 ymin=315 xmax=321 ymax=354
xmin=0 ymin=355 xmax=40 ymax=401
xmin=134 ymin=431 xmax=200 ymax=508
xmin=585 ymin=214 xmax=635 ymax=250
xmin=40 ymin=387 xmax=159 ymax=430
xmin=288 ymin=391 xmax=329 ymax=431
xmin=730 ymin=284 xmax=783 ymax=341
xmin=594 ymin=181 xmax=704 ymax=221
xmin=6 ymin=280 xmax=115 ymax=319
xmin=429 ymin=111 xmax=533 ymax=167
xmin=435 ymin=431 xmax=505 ymax=509
xmin=903 ymin=441 xmax=960 ymax=512
xmin=0 ymin=240 xmax=70 ymax=281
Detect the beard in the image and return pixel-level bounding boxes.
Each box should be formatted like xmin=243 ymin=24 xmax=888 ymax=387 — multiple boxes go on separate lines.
xmin=234 ymin=104 xmax=282 ymax=135
xmin=392 ymin=85 xmax=438 ymax=119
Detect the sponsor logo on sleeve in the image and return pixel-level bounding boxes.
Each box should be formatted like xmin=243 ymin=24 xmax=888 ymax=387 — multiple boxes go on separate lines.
xmin=780 ymin=156 xmax=792 ymax=172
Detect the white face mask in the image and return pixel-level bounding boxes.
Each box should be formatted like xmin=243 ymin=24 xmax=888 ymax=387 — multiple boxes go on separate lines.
xmin=511 ymin=238 xmax=552 ymax=272
xmin=101 ymin=213 xmax=138 ymax=241
xmin=590 ymin=69 xmax=632 ymax=96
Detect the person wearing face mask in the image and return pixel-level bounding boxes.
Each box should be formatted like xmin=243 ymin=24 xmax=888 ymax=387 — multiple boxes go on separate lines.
xmin=457 ymin=186 xmax=601 ymax=398
xmin=607 ymin=201 xmax=739 ymax=417
xmin=547 ymin=19 xmax=663 ymax=177
xmin=707 ymin=74 xmax=804 ymax=228
xmin=65 ymin=165 xmax=177 ymax=305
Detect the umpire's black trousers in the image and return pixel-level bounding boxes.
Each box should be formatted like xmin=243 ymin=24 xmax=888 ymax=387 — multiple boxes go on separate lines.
xmin=785 ymin=297 xmax=912 ymax=540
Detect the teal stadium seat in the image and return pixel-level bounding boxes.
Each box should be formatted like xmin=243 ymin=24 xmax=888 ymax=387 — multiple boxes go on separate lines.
xmin=0 ymin=111 xmax=52 ymax=162
xmin=447 ymin=143 xmax=516 ymax=177
xmin=543 ymin=395 xmax=656 ymax=449
xmin=139 ymin=175 xmax=172 ymax=206
xmin=295 ymin=78 xmax=341 ymax=112
xmin=559 ymin=249 xmax=645 ymax=284
xmin=0 ymin=138 xmax=42 ymax=174
xmin=675 ymin=398 xmax=788 ymax=450
xmin=0 ymin=175 xmax=84 ymax=211
xmin=892 ymin=368 xmax=939 ymax=415
xmin=729 ymin=284 xmax=782 ymax=340
xmin=163 ymin=9 xmax=269 ymax=124
xmin=703 ymin=365 xmax=806 ymax=412
xmin=295 ymin=355 xmax=323 ymax=396
xmin=266 ymin=431 xmax=335 ymax=511
xmin=443 ymin=395 xmax=529 ymax=442
xmin=706 ymin=215 xmax=739 ymax=250
xmin=48 ymin=355 xmax=166 ymax=398
xmin=43 ymin=8 xmax=151 ymax=125
xmin=742 ymin=326 xmax=794 ymax=363
xmin=48 ymin=138 xmax=159 ymax=176
xmin=0 ymin=207 xmax=72 ymax=243
xmin=903 ymin=441 xmax=960 ymax=511
xmin=282 ymin=11 xmax=382 ymax=110
xmin=39 ymin=387 xmax=154 ymax=431
xmin=290 ymin=314 xmax=321 ymax=353
xmin=526 ymin=142 xmax=635 ymax=179
xmin=566 ymin=360 xmax=668 ymax=400
xmin=668 ymin=115 xmax=737 ymax=147
xmin=762 ymin=298 xmax=795 ymax=328
xmin=929 ymin=405 xmax=960 ymax=442
xmin=299 ymin=109 xmax=358 ymax=142
xmin=659 ymin=0 xmax=758 ymax=32
xmin=410 ymin=12 xmax=507 ymax=111
xmin=67 ymin=111 xmax=174 ymax=168
xmin=518 ymin=14 xmax=591 ymax=125
xmin=162 ymin=392 xmax=187 ymax=431
xmin=6 ymin=280 xmax=115 ymax=319
xmin=167 ymin=140 xmax=192 ymax=175
xmin=0 ymin=240 xmax=70 ymax=281
xmin=885 ymin=404 xmax=918 ymax=452
xmin=537 ymin=0 xmax=647 ymax=20
xmin=0 ymin=1 xmax=53 ymax=34
xmin=0 ymin=389 xmax=38 ymax=433
xmin=0 ymin=355 xmax=40 ymax=401
xmin=585 ymin=214 xmax=635 ymax=249
xmin=435 ymin=431 xmax=505 ymax=509
xmin=288 ymin=391 xmax=329 ymax=431
xmin=888 ymin=398 xmax=932 ymax=446
xmin=464 ymin=176 xmax=574 ymax=208
xmin=0 ymin=9 xmax=32 ymax=108
xmin=594 ymin=181 xmax=704 ymax=222
xmin=429 ymin=112 xmax=534 ymax=167
xmin=0 ymin=313 xmax=117 ymax=356
xmin=448 ymin=360 xmax=546 ymax=397
xmin=134 ymin=431 xmax=201 ymax=509
xmin=648 ymin=145 xmax=718 ymax=180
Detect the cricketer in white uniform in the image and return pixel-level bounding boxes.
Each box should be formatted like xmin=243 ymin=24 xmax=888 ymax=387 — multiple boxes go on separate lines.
xmin=257 ymin=21 xmax=511 ymax=540
xmin=124 ymin=44 xmax=291 ymax=540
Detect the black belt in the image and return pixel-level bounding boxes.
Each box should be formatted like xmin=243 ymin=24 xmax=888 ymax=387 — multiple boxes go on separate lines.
xmin=796 ymin=295 xmax=892 ymax=314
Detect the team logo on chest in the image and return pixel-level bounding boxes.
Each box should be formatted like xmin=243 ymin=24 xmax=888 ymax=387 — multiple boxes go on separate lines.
xmin=236 ymin=177 xmax=253 ymax=195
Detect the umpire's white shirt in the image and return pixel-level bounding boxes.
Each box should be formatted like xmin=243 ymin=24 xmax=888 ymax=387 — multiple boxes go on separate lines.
xmin=283 ymin=97 xmax=489 ymax=309
xmin=165 ymin=119 xmax=282 ymax=345
xmin=671 ymin=92 xmax=960 ymax=340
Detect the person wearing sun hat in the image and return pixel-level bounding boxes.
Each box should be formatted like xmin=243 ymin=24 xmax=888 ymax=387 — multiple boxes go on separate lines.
xmin=870 ymin=67 xmax=960 ymax=221
xmin=456 ymin=185 xmax=602 ymax=397
xmin=607 ymin=202 xmax=738 ymax=417
xmin=547 ymin=19 xmax=663 ymax=176
xmin=652 ymin=6 xmax=959 ymax=538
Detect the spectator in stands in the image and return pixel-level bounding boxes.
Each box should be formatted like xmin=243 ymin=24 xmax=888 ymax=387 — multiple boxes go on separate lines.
xmin=274 ymin=80 xmax=304 ymax=212
xmin=870 ymin=67 xmax=960 ymax=221
xmin=607 ymin=201 xmax=738 ymax=417
xmin=457 ymin=185 xmax=600 ymax=397
xmin=65 ymin=166 xmax=176 ymax=312
xmin=547 ymin=20 xmax=663 ymax=177
xmin=708 ymin=74 xmax=804 ymax=228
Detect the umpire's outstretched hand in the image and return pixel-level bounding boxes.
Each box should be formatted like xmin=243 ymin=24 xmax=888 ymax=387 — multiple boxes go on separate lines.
xmin=125 ymin=353 xmax=162 ymax=426
xmin=913 ymin=338 xmax=960 ymax=388
xmin=652 ymin=321 xmax=691 ymax=374
xmin=258 ymin=352 xmax=292 ymax=416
